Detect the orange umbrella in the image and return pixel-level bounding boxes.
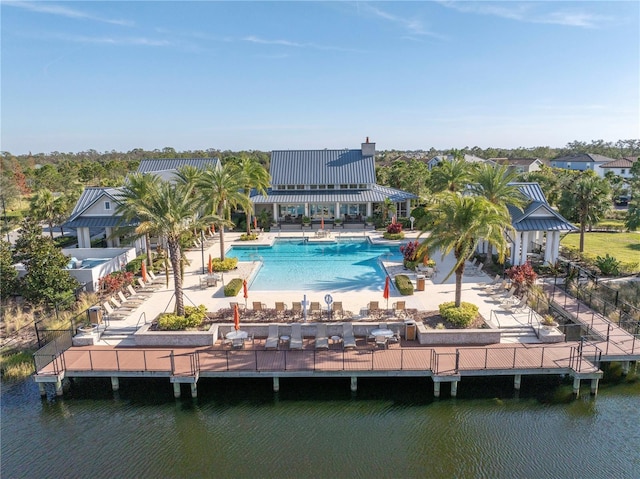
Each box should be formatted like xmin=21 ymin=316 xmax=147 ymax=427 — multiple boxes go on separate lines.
xmin=383 ymin=275 xmax=390 ymax=309
xmin=208 ymin=254 xmax=213 ymax=274
xmin=233 ymin=304 xmax=240 ymax=331
xmin=243 ymin=279 xmax=248 ymax=307
xmin=211 ymin=224 xmax=215 ymax=234
xmin=391 ymin=215 xmax=396 ymax=225
xmin=321 ymin=217 xmax=324 ymax=229
xmin=141 ymin=261 xmax=147 ymax=283
xmin=253 ymin=216 xmax=258 ymax=229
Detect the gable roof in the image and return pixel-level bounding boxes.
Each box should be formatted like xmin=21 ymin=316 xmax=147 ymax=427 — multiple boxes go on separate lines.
xmin=600 ymin=158 xmax=636 ymax=168
xmin=493 ymin=158 xmax=542 ymax=167
xmin=507 ymin=182 xmax=577 ymax=232
xmin=67 ymin=187 xmax=123 ymax=222
xmin=551 ymin=153 xmax=616 ymax=164
xmin=270 ymin=149 xmax=376 ymax=185
xmin=137 ymin=158 xmax=221 ymax=174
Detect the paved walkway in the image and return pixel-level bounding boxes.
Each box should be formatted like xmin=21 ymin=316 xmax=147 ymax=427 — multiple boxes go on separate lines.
xmin=96 ymin=230 xmax=539 ymax=344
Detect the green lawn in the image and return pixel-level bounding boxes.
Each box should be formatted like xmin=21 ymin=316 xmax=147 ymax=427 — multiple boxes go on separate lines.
xmin=561 ymin=232 xmax=640 ymax=271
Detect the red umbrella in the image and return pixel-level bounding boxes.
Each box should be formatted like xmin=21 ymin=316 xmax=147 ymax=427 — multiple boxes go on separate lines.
xmin=233 ymin=304 xmax=240 ymax=331
xmin=141 ymin=261 xmax=147 ymax=283
xmin=321 ymin=217 xmax=324 ymax=229
xmin=208 ymin=254 xmax=213 ymax=274
xmin=383 ymin=275 xmax=390 ymax=309
xmin=253 ymin=216 xmax=258 ymax=229
xmin=391 ymin=215 xmax=396 ymax=225
xmin=211 ymin=224 xmax=215 ymax=234
xmin=243 ymin=279 xmax=248 ymax=307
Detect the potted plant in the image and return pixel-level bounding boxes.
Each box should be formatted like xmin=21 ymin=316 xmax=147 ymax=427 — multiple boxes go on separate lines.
xmin=365 ymin=216 xmax=374 ymax=226
xmin=301 ymin=216 xmax=311 ymax=226
xmin=541 ymin=315 xmax=558 ymax=330
xmin=334 ymin=218 xmax=342 ymax=227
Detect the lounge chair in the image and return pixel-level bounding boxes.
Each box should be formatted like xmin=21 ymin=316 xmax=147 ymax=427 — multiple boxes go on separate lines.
xmin=392 ymin=301 xmax=406 ymax=317
xmin=275 ymin=302 xmax=288 ymax=317
xmin=265 ymin=324 xmax=279 ymax=350
xmin=290 ymin=323 xmax=303 ymax=350
xmin=332 ymin=301 xmax=344 ymax=319
xmin=291 ymin=302 xmax=302 ymax=319
xmin=501 ymin=295 xmax=528 ymax=313
xmin=147 ymin=271 xmax=165 ymax=284
xmin=315 ymin=323 xmax=329 ymax=350
xmin=229 ymin=302 xmax=246 ymax=310
xmin=137 ymin=278 xmax=160 ymax=292
xmin=127 ymin=284 xmax=152 ymax=299
xmin=342 ymin=322 xmax=357 ymax=349
xmin=366 ymin=301 xmax=380 ymax=318
xmin=310 ymin=301 xmax=322 ymax=319
xmin=117 ymin=291 xmax=145 ymax=308
xmin=479 ymin=274 xmax=501 ymax=289
xmin=102 ymin=302 xmax=128 ymax=320
xmin=110 ymin=296 xmax=137 ymax=311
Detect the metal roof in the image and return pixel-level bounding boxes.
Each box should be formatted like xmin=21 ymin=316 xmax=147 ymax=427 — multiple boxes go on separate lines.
xmin=68 ymin=187 xmax=122 ymax=221
xmin=510 ymin=182 xmax=547 ymax=203
xmin=270 ymin=150 xmax=376 ymax=186
xmin=64 ymin=216 xmax=136 ymax=229
xmin=250 ymin=184 xmax=417 ymax=204
xmin=551 ymin=153 xmax=616 ymax=164
xmin=137 ymin=158 xmax=220 ymax=173
xmin=514 ymin=218 xmax=577 ymax=232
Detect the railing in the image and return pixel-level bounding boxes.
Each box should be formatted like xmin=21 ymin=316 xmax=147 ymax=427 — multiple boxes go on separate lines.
xmin=135 ymin=312 xmax=148 ymax=329
xmin=33 ymin=330 xmax=73 ymax=375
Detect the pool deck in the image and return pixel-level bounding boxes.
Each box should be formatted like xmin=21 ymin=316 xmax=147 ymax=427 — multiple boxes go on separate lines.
xmin=34 ymin=229 xmax=639 ymax=399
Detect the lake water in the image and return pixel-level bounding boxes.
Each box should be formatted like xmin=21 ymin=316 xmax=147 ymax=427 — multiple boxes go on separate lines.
xmin=2 ymin=370 xmax=639 ymax=479
xmin=228 ymin=239 xmax=402 ymax=291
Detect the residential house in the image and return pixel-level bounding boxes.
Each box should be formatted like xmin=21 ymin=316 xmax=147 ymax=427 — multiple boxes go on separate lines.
xmin=599 ymin=156 xmax=638 ymax=180
xmin=491 ymin=158 xmax=545 ymax=174
xmin=550 ymin=153 xmax=615 ymax=178
xmin=427 ymin=154 xmax=494 ymax=171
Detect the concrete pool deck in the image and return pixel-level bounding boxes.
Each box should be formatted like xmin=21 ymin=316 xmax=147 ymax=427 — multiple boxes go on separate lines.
xmin=96 ymin=230 xmax=537 ymax=345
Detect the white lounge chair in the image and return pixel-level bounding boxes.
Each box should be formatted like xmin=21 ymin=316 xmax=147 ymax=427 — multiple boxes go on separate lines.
xmin=117 ymin=291 xmax=145 ymax=308
xmin=315 ymin=323 xmax=329 ymax=350
xmin=102 ymin=301 xmax=128 ymax=320
xmin=290 ymin=323 xmax=303 ymax=350
xmin=265 ymin=324 xmax=279 ymax=350
xmin=110 ymin=296 xmax=137 ymax=311
xmin=342 ymin=322 xmax=357 ymax=349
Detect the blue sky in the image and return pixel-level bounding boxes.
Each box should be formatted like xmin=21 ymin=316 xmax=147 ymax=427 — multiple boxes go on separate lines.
xmin=2 ymin=1 xmax=638 ymax=154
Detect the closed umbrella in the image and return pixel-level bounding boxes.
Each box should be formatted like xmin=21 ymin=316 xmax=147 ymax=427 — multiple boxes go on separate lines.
xmin=208 ymin=254 xmax=213 ymax=274
xmin=141 ymin=261 xmax=147 ymax=283
xmin=321 ymin=216 xmax=324 ymax=229
xmin=234 ymin=304 xmax=240 ymax=331
xmin=243 ymin=279 xmax=248 ymax=308
xmin=253 ymin=216 xmax=258 ymax=229
xmin=211 ymin=224 xmax=215 ymax=234
xmin=383 ymin=275 xmax=390 ymax=310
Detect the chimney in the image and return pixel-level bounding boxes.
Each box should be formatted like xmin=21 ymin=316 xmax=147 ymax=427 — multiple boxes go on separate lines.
xmin=361 ymin=137 xmax=375 ymax=157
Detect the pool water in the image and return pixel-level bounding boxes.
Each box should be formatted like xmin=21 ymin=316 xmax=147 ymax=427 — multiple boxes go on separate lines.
xmin=228 ymin=239 xmax=402 ymax=291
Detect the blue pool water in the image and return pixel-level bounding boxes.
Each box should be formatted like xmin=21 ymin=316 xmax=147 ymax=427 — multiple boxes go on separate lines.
xmin=228 ymin=239 xmax=402 ymax=291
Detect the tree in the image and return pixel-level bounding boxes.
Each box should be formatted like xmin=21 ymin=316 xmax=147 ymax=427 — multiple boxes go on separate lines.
xmin=118 ymin=175 xmax=202 ymax=316
xmin=417 ymin=193 xmax=512 ymax=307
xmin=29 ymin=189 xmax=64 ymax=239
xmin=236 ymin=156 xmax=270 ymax=233
xmin=625 ymin=160 xmax=640 ymax=231
xmin=197 ymin=163 xmax=251 ymax=260
xmin=13 ymin=218 xmax=79 ymax=309
xmin=429 ymin=153 xmax=473 ymax=193
xmin=0 ymin=240 xmax=17 ymax=300
xmin=558 ymin=170 xmax=611 ymax=252
xmin=469 ymin=163 xmax=527 ymax=266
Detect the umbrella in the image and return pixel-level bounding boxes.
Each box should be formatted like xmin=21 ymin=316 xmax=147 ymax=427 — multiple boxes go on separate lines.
xmin=243 ymin=279 xmax=248 ymax=307
xmin=141 ymin=261 xmax=147 ymax=283
xmin=383 ymin=275 xmax=390 ymax=310
xmin=208 ymin=254 xmax=213 ymax=274
xmin=233 ymin=304 xmax=240 ymax=331
xmin=253 ymin=216 xmax=258 ymax=229
xmin=211 ymin=224 xmax=215 ymax=234
xmin=321 ymin=216 xmax=324 ymax=229
xmin=391 ymin=215 xmax=396 ymax=225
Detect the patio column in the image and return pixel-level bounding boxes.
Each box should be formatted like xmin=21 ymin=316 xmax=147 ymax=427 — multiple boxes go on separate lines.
xmin=512 ymin=232 xmax=521 ymax=265
xmin=549 ymin=231 xmax=560 ymax=264
xmin=366 ymin=203 xmax=372 ymax=218
xmin=519 ymin=231 xmax=529 ymax=265
xmin=544 ymin=231 xmax=553 ymax=264
xmin=77 ymin=227 xmax=91 ymax=248
xmin=105 ymin=227 xmax=115 ymax=247
xmin=405 ymin=199 xmax=411 ymax=217
xmin=335 ymin=202 xmax=340 ymax=220
xmin=273 ymin=376 xmax=280 ymax=392
xmin=272 ymin=203 xmax=278 ymax=222
xmin=304 ymin=203 xmax=309 ymax=217
xmin=190 ymin=383 xmax=197 ymax=398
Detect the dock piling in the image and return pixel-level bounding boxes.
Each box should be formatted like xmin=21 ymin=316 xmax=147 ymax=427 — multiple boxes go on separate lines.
xmin=450 ymin=381 xmax=458 ymax=398
xmin=350 ymin=376 xmax=357 ymax=392
xmin=572 ymin=377 xmax=581 ymax=398
xmin=514 ymin=374 xmax=522 ymax=391
xmin=434 ymin=382 xmax=441 ymax=398
xmin=590 ymin=378 xmax=599 ymax=396
xmin=111 ymin=377 xmax=119 ymax=391
xmin=190 ymin=383 xmax=197 ymax=398
xmin=273 ymin=377 xmax=280 ymax=392
xmin=173 ymin=382 xmax=181 ymax=399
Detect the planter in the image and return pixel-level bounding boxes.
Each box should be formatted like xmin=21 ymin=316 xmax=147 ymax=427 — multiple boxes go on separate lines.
xmin=73 ymin=324 xmax=99 ymax=346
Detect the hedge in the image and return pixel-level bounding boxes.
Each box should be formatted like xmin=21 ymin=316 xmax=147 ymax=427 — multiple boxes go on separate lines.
xmin=224 ymin=278 xmax=243 ymax=297
xmin=394 ymin=274 xmax=414 ymax=295
xmin=211 ymin=257 xmax=238 ymax=272
xmin=157 ymin=305 xmax=207 ymax=330
xmin=126 ymin=254 xmax=146 ymax=274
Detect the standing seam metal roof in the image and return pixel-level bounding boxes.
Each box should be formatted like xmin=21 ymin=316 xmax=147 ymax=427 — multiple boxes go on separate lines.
xmin=137 ymin=158 xmax=221 ymax=173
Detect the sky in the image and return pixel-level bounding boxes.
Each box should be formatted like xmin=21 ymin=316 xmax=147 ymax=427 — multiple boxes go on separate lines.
xmin=1 ymin=1 xmax=639 ymax=155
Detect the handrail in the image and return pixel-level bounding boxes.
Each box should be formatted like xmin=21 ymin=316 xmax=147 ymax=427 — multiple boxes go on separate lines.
xmin=489 ymin=310 xmax=502 ymax=329
xmin=135 ymin=312 xmax=148 ymax=329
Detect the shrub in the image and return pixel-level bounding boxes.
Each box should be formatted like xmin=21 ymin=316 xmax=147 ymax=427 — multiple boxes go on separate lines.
xmin=224 ymin=278 xmax=243 ymax=297
xmin=125 ymin=255 xmax=146 ymax=275
xmin=98 ymin=271 xmax=134 ymax=296
xmin=439 ymin=301 xmax=479 ymax=327
xmin=157 ymin=304 xmax=207 ymax=330
xmin=394 ymin=274 xmax=414 ymax=295
xmin=400 ymin=241 xmax=419 ymax=262
xmin=239 ymin=233 xmax=259 ymax=241
xmin=505 ymin=261 xmax=537 ymax=295
xmin=595 ymin=254 xmax=621 ymax=276
xmin=386 ymin=223 xmax=403 ymax=234
xmin=211 ymin=257 xmax=238 ymax=272
xmin=383 ymin=232 xmax=405 ymax=240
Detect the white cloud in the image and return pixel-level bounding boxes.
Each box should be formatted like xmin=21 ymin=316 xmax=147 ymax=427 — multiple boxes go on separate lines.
xmin=51 ymin=33 xmax=171 ymax=47
xmin=363 ymin=4 xmax=446 ymax=40
xmin=438 ymin=1 xmax=611 ymax=29
xmin=4 ymin=1 xmax=134 ymax=27
xmin=242 ymin=36 xmax=363 ymax=53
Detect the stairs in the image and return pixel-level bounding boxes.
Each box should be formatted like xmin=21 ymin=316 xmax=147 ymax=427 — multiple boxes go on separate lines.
xmin=99 ymin=326 xmax=139 ymax=346
xmin=499 ymin=325 xmax=538 ymax=342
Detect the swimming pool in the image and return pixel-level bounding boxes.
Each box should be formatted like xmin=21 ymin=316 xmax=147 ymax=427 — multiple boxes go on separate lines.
xmin=228 ymin=239 xmax=402 ymax=291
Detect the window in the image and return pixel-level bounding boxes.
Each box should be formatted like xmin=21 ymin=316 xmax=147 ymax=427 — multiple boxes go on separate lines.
xmin=350 ymin=184 xmax=357 ymax=189
xmin=277 ymin=185 xmax=286 ymax=190
xmin=287 ymin=185 xmax=295 ymax=190
xmin=340 ymin=184 xmax=348 ymax=189
xmin=104 ymin=201 xmax=111 ymax=211
xmin=326 ymin=184 xmax=334 ymax=190
xmin=310 ymin=185 xmax=317 ymax=190
xmin=297 ymin=185 xmax=304 ymax=190
xmin=359 ymin=184 xmax=366 ymax=189
xmin=621 ymin=169 xmax=626 ymax=175
xmin=566 ymin=162 xmax=572 ymax=169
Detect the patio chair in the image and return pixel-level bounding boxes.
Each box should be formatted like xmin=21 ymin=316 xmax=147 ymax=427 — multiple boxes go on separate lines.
xmin=127 ymin=284 xmax=153 ymax=299
xmin=310 ymin=301 xmax=322 ymax=319
xmin=375 ymin=335 xmax=388 ymax=349
xmin=331 ymin=301 xmax=344 ymax=319
xmin=315 ymin=323 xmax=329 ymax=350
xmin=290 ymin=323 xmax=303 ymax=350
xmin=117 ymin=291 xmax=145 ymax=308
xmin=342 ymin=322 xmax=357 ymax=349
xmin=110 ymin=296 xmax=137 ymax=312
xmin=495 ymin=286 xmax=516 ymax=303
xmin=253 ymin=302 xmax=267 ymax=312
xmin=501 ymin=295 xmax=528 ymax=313
xmin=231 ymin=337 xmax=244 ymax=349
xmin=229 ymin=302 xmax=246 ymax=310
xmin=137 ymin=278 xmax=160 ymax=292
xmin=392 ymin=301 xmax=406 ymax=318
xmin=147 ymin=271 xmax=165 ymax=284
xmin=478 ymin=274 xmax=501 ymax=289
xmin=291 ymin=302 xmax=302 ymax=319
xmin=265 ymin=324 xmax=279 ymax=350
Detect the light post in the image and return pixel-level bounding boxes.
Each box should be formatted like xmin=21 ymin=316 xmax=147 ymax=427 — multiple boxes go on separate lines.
xmin=410 ymin=216 xmax=415 ymax=231
xmin=200 ymin=230 xmax=205 ymax=274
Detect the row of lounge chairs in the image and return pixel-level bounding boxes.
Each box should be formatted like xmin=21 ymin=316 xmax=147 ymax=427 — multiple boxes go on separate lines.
xmin=263 ymin=322 xmax=359 ymax=351
xmin=231 ymin=300 xmax=409 ymax=321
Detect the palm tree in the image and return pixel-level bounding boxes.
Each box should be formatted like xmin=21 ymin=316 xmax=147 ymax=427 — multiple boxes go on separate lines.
xmin=469 ymin=163 xmax=527 ymax=267
xmin=118 ymin=176 xmax=200 ymax=316
xmin=29 ymin=188 xmax=59 ymax=239
xmin=237 ymin=157 xmax=270 ymax=233
xmin=417 ymin=192 xmax=513 ymax=307
xmin=430 ymin=153 xmax=473 ymax=193
xmin=558 ymin=170 xmax=611 ymax=252
xmin=197 ymin=163 xmax=251 ymax=260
